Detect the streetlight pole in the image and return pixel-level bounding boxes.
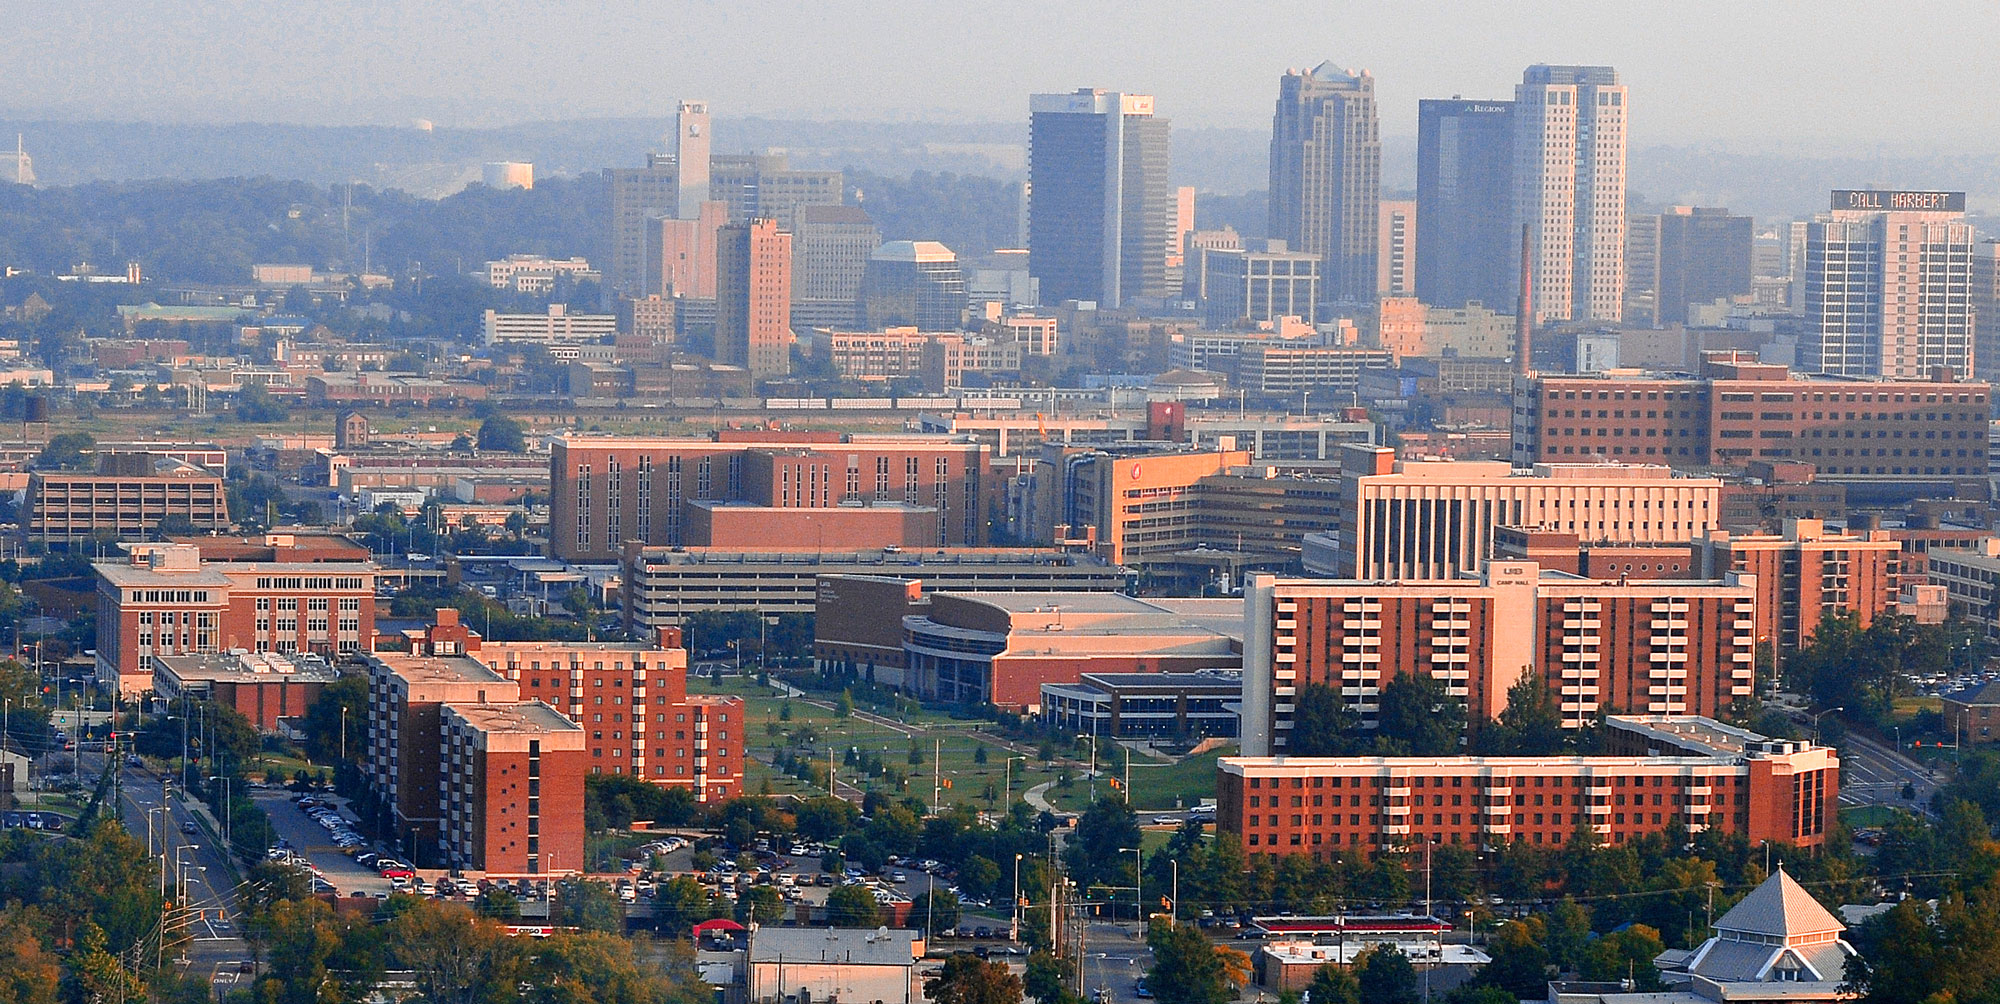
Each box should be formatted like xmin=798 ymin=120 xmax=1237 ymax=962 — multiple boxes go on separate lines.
xmin=173 ymin=844 xmax=199 ymax=903
xmin=1120 ymin=847 xmax=1142 ymax=929
xmin=1011 ymin=853 xmax=1024 ymax=943
xmin=1810 ymin=706 xmax=1845 ymax=745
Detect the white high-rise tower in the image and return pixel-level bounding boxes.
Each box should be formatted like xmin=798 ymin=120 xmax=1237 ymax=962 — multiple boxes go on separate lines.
xmin=673 ymin=101 xmax=710 ymax=221
xmin=1512 ymin=65 xmax=1626 ymax=324
xmin=4 ymin=134 xmax=33 ymax=186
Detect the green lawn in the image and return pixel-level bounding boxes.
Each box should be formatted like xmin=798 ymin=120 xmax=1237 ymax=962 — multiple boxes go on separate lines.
xmin=693 ymin=676 xmax=1051 ymax=811
xmin=1041 ymin=745 xmax=1232 ymax=813
xmin=1840 ymin=804 xmax=1905 ymax=829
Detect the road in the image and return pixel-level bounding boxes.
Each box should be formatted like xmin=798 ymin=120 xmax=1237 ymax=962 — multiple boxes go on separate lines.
xmin=1081 ymin=923 xmax=1152 ymax=1004
xmin=113 ymin=762 xmax=254 ymax=988
xmin=1839 ymin=731 xmax=1943 ymax=817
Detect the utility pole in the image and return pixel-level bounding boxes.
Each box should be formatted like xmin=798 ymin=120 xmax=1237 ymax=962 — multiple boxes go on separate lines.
xmin=932 ymin=738 xmax=941 ymax=815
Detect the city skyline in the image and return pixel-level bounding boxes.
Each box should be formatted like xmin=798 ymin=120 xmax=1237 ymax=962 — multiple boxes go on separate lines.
xmin=4 ymin=0 xmax=2000 ymax=154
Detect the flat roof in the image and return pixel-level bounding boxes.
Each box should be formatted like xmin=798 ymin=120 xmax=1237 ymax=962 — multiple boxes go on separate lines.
xmin=369 ymin=653 xmax=508 ymax=686
xmin=1606 ymin=714 xmax=1785 ymax=756
xmin=749 ymin=927 xmax=920 ymax=966
xmin=154 ymin=652 xmax=341 ymax=685
xmin=96 ymin=563 xmax=234 ymax=588
xmin=443 ymin=702 xmax=581 ymax=734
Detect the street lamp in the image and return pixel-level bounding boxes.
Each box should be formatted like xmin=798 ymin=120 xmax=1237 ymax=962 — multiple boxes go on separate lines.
xmin=1010 ymin=853 xmax=1024 ymax=943
xmin=1004 ymin=755 xmax=1027 ymax=812
xmin=173 ymin=844 xmax=201 ymax=903
xmin=1809 ymin=707 xmax=1845 ymax=744
xmin=1119 ymin=847 xmax=1142 ymax=929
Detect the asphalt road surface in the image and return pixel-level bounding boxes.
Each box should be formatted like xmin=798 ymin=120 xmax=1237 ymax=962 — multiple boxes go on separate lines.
xmin=113 ymin=761 xmax=253 ymax=987
xmin=1838 ymin=731 xmax=1942 ymax=817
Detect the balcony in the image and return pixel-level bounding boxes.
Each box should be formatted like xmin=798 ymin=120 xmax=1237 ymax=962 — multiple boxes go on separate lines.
xmin=1383 ymin=824 xmax=1411 ymax=836
xmin=1483 ymin=823 xmax=1512 ymax=836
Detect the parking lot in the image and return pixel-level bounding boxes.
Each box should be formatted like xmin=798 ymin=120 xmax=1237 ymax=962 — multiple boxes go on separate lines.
xmin=252 ymin=789 xmax=393 ymax=898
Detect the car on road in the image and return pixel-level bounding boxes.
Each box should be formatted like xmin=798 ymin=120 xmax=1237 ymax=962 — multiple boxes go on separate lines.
xmin=1135 ymin=980 xmax=1152 ymax=998
xmin=180 ymin=821 xmax=199 ymax=834
xmin=1152 ymin=816 xmax=1178 ymax=826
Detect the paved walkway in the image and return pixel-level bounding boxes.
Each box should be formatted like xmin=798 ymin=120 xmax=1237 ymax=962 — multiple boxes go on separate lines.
xmin=1023 ymin=780 xmax=1056 ymax=812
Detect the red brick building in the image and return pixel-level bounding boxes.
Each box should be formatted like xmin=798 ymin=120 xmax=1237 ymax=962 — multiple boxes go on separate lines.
xmin=549 ymin=433 xmax=989 ymax=563
xmin=440 ymin=702 xmax=586 ymax=876
xmin=152 ymin=652 xmax=340 ymax=731
xmin=1511 ymin=351 xmax=1989 ymax=495
xmin=1220 ymin=715 xmax=1837 ymax=858
xmin=401 ymin=611 xmax=743 ymax=802
xmin=1698 ymin=518 xmax=1901 ymax=651
xmin=365 ymin=649 xmax=518 ymax=863
xmin=94 ymin=544 xmax=378 ymax=695
xmin=1242 ymin=563 xmax=1758 ymax=751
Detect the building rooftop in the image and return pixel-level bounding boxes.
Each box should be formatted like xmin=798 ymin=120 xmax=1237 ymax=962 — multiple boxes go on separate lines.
xmin=1608 ymin=714 xmax=1802 ymax=757
xmin=442 ymin=701 xmax=581 ymax=735
xmin=370 ymin=653 xmax=509 ymax=686
xmin=748 ymin=927 xmax=921 ymax=967
xmin=154 ymin=652 xmax=341 ymax=685
xmin=636 ymin=547 xmax=1118 ymax=568
xmin=1943 ymin=678 xmax=2000 ymax=706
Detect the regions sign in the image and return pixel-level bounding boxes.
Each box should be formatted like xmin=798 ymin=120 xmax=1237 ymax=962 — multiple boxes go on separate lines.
xmin=1831 ymin=190 xmax=1965 ymax=212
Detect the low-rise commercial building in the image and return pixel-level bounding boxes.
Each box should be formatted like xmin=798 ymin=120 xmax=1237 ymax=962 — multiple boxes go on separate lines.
xmin=1313 ymin=445 xmax=1723 ymax=580
xmin=28 ymin=457 xmax=230 ymax=544
xmin=482 ymin=304 xmax=618 ymax=347
xmin=1921 ymin=538 xmax=2000 ymax=639
xmin=1241 ymin=563 xmax=1758 ymax=752
xmin=1220 ymin=715 xmax=1837 ymax=857
xmin=1512 ymin=352 xmax=1990 ymax=497
xmin=746 ymin=927 xmax=924 ymax=1004
xmin=152 ymin=651 xmax=340 ymax=731
xmin=1039 ymin=669 xmax=1242 ymax=739
xmin=94 ymin=544 xmax=378 ymax=694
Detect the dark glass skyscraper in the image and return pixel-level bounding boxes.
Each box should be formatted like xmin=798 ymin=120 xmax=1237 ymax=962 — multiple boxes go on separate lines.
xmin=857 ymin=241 xmax=966 ymax=330
xmin=1027 ymin=89 xmax=1171 ymax=309
xmin=1415 ymin=98 xmax=1516 ymax=310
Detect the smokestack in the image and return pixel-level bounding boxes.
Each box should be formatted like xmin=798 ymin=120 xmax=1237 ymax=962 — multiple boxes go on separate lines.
xmin=1515 ymin=223 xmax=1534 ymax=377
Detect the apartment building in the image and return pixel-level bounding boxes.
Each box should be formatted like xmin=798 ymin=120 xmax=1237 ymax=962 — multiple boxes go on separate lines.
xmin=1240 ymin=562 xmax=1758 ymax=752
xmin=1219 ymin=715 xmax=1836 ymax=858
xmin=1698 ymin=519 xmax=1901 ymax=650
xmin=439 ymin=702 xmax=586 ymax=875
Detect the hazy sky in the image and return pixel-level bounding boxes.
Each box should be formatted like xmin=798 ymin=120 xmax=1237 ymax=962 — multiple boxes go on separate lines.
xmin=5 ymin=0 xmax=1995 ymax=149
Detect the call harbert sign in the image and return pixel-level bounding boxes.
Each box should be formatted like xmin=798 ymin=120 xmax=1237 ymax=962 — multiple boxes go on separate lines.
xmin=1830 ymin=189 xmax=1965 ymax=212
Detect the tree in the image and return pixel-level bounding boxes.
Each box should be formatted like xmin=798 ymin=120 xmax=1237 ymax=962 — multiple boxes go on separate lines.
xmin=34 ymin=432 xmax=93 ymax=471
xmin=520 ymin=931 xmax=694 ymax=1004
xmin=736 ymin=885 xmax=784 ymax=925
xmin=474 ymin=886 xmax=520 ymax=920
xmin=925 ymin=952 xmax=1024 ymax=1004
xmin=1024 ymin=950 xmax=1077 ymax=1004
xmin=1479 ymin=674 xmax=1566 ymax=755
xmin=959 ymin=855 xmax=1002 ymax=904
xmin=1579 ymin=925 xmax=1665 ymax=991
xmin=826 ymin=884 xmax=883 ymax=927
xmin=63 ymin=921 xmax=145 ymax=1004
xmin=1065 ymin=797 xmax=1142 ymax=895
xmin=477 ymin=414 xmax=526 ymax=452
xmin=389 ymin=902 xmax=523 ymax=1004
xmin=0 ymin=908 xmax=60 ymax=1004
xmin=1289 ymin=682 xmax=1359 ymax=756
xmin=1356 ymin=945 xmax=1419 ymax=1004
xmin=1306 ymin=963 xmax=1360 ymax=1004
xmin=234 ymin=383 xmax=291 ymax=423
xmin=912 ymin=889 xmax=961 ymax=934
xmin=553 ymin=878 xmax=625 ymax=934
xmin=794 ymin=796 xmax=860 ymax=842
xmin=653 ymin=876 xmax=718 ymax=937
xmin=1475 ymin=920 xmax=1551 ymax=998
xmin=1372 ymin=672 xmax=1465 ymax=756
xmin=1146 ymin=920 xmax=1249 ymax=1004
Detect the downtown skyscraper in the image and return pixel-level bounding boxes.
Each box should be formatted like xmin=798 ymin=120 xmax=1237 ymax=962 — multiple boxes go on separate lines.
xmin=1027 ymin=89 xmax=1172 ymax=309
xmin=1512 ymin=65 xmax=1628 ymax=324
xmin=1803 ymin=189 xmax=1973 ymax=379
xmin=1268 ymin=62 xmax=1381 ymax=304
xmin=1415 ymin=98 xmax=1515 ymax=310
